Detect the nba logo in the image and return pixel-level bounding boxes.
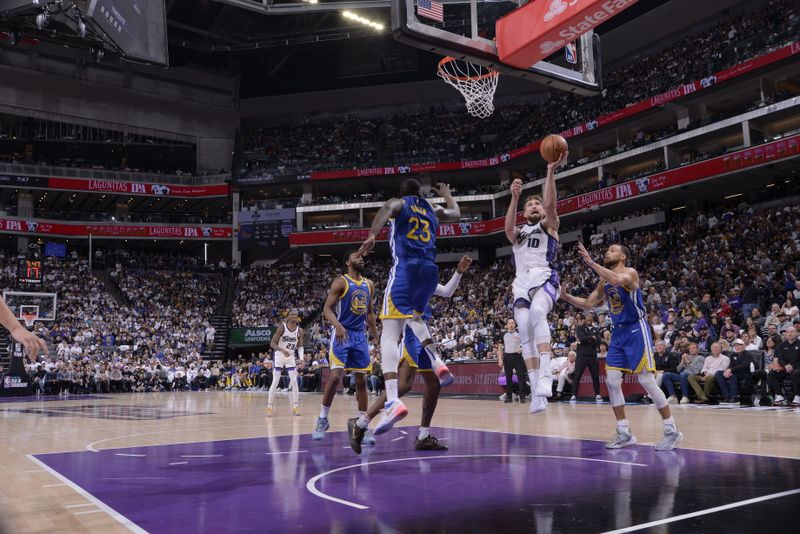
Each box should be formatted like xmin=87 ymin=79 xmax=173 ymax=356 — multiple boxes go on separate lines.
xmin=565 ymin=42 xmax=577 ymax=65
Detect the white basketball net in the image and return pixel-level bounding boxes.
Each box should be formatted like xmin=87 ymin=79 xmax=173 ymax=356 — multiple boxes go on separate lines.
xmin=437 ymin=57 xmax=499 ymax=119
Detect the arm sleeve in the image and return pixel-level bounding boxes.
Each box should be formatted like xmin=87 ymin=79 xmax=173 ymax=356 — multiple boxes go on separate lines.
xmin=434 ymin=272 xmax=463 ymax=298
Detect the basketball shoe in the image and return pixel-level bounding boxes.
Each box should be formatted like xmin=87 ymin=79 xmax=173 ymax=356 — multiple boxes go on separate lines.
xmin=374 ymin=399 xmax=408 ymax=435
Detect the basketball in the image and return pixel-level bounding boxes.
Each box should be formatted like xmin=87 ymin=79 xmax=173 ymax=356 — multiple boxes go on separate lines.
xmin=540 ymin=134 xmax=568 ymax=162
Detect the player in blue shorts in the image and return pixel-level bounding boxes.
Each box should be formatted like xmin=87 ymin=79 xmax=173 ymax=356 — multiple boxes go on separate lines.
xmin=354 ymin=179 xmax=461 ymax=441
xmin=347 ymin=255 xmax=472 ymax=454
xmin=312 ymin=250 xmax=378 ymax=444
xmin=560 ymin=243 xmax=683 ymax=451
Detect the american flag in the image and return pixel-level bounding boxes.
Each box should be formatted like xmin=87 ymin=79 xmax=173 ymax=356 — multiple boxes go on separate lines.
xmin=418 ymin=0 xmax=444 ymax=22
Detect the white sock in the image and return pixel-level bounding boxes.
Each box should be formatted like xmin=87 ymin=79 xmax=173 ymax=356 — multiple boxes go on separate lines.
xmin=538 ymin=352 xmax=552 ymax=378
xmin=386 ymin=378 xmax=399 ymax=403
xmin=527 ymin=369 xmax=538 ymax=388
xmin=356 ymin=414 xmax=371 ymax=429
xmin=663 ymin=416 xmax=676 ymax=431
xmin=418 ymin=427 xmax=430 ymax=440
xmin=617 ymin=419 xmax=630 ymax=432
xmin=357 ymin=410 xmax=366 ymax=418
xmin=319 ymin=405 xmax=330 ymax=419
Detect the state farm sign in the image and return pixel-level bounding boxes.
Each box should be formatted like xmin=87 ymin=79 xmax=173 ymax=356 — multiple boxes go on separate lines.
xmin=497 ymin=0 xmax=638 ymax=68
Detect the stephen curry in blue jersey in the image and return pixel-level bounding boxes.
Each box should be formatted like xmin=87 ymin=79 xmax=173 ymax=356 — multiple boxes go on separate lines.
xmin=352 ymin=179 xmax=460 ymax=446
xmin=560 ymin=243 xmax=683 ymax=452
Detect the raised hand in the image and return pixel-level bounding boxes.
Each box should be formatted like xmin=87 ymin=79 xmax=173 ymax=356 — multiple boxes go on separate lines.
xmin=547 ymin=150 xmax=569 ymax=174
xmin=358 ymin=234 xmax=376 ymax=257
xmin=457 ymin=255 xmax=473 ymax=274
xmin=510 ymin=178 xmax=523 ymax=199
xmin=577 ymin=242 xmax=594 ymax=267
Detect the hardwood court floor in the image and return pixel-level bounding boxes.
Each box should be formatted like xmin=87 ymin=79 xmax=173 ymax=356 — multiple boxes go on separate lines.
xmin=1 ymin=391 xmax=799 ymax=533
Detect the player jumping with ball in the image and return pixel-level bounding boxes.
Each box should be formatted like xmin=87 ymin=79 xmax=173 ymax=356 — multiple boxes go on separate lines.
xmin=504 ymin=152 xmax=567 ymax=414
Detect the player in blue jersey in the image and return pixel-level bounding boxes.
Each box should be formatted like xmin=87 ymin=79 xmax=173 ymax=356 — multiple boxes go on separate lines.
xmin=312 ymin=250 xmax=379 ymax=443
xmin=560 ymin=243 xmax=683 ymax=451
xmin=347 ymin=255 xmax=472 ymax=454
xmin=355 ymin=179 xmax=461 ymax=438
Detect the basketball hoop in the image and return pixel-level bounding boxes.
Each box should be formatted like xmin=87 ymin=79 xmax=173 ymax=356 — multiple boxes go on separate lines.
xmin=21 ymin=312 xmax=37 ymax=328
xmin=437 ymin=57 xmax=499 ymax=119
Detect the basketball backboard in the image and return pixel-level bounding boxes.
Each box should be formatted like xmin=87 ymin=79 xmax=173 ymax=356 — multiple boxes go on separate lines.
xmin=2 ymin=291 xmax=58 ymax=324
xmin=391 ymin=0 xmax=602 ymax=95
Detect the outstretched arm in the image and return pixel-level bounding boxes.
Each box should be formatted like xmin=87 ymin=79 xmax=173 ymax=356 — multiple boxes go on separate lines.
xmin=576 ymin=242 xmax=638 ymax=288
xmin=542 ymin=151 xmax=568 ymax=234
xmin=431 ymin=183 xmax=461 ymax=222
xmin=435 ymin=255 xmax=472 ymax=298
xmin=359 ymin=198 xmax=404 ymax=256
xmin=505 ymin=179 xmax=522 ymax=244
xmin=560 ymin=282 xmax=605 ymax=311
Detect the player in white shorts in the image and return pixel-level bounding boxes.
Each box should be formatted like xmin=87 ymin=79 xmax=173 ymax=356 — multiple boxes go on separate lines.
xmin=267 ymin=310 xmax=304 ymax=416
xmin=504 ymin=151 xmax=567 ymax=414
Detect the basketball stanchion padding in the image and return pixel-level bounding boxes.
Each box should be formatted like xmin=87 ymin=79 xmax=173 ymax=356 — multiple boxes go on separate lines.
xmin=437 ymin=57 xmax=499 ymax=118
xmin=496 ymin=0 xmax=637 ymax=68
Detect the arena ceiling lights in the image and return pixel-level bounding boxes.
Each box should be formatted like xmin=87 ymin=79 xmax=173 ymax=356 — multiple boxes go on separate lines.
xmin=342 ymin=10 xmax=384 ymax=31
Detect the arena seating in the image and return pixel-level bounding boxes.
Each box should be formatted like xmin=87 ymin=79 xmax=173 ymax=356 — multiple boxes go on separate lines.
xmin=239 ymin=0 xmax=799 ymax=176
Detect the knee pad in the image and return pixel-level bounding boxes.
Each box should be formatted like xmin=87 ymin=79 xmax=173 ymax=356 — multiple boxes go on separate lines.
xmin=606 ymin=370 xmax=625 ymax=407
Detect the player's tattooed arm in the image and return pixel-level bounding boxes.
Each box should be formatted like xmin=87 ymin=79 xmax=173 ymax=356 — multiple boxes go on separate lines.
xmin=359 ymin=198 xmax=404 ymax=255
xmin=560 ymin=281 xmax=605 ymax=311
xmin=323 ymin=277 xmax=349 ymax=343
xmin=431 ymin=183 xmax=461 ymax=222
xmin=505 ymin=179 xmax=522 ymax=244
xmin=541 ymin=151 xmax=568 ymax=234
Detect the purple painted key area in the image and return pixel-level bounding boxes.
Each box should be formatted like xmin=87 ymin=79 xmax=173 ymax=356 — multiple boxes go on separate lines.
xmin=36 ymin=428 xmax=800 ymax=533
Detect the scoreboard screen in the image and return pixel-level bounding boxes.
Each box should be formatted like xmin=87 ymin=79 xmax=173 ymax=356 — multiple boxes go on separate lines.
xmin=239 ymin=221 xmax=294 ymax=251
xmin=17 ymin=258 xmax=44 ymax=287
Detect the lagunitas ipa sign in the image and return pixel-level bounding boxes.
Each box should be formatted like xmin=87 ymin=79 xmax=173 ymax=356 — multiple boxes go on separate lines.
xmin=497 ymin=0 xmax=638 ymax=68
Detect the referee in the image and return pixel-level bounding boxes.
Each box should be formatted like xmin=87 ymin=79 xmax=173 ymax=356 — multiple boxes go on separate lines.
xmin=498 ymin=319 xmax=527 ymax=403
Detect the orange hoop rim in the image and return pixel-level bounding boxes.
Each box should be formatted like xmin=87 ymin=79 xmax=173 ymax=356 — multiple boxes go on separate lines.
xmin=437 ymin=56 xmax=499 ymax=82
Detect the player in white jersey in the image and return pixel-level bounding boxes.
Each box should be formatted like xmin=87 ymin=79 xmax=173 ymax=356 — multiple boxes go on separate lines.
xmin=267 ymin=310 xmax=304 ymax=416
xmin=504 ymin=152 xmax=567 ymax=414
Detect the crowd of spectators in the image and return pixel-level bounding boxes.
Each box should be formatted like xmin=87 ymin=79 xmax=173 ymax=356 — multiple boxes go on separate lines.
xmin=0 ymin=251 xmax=223 ymax=395
xmin=238 ymin=0 xmax=799 ymax=176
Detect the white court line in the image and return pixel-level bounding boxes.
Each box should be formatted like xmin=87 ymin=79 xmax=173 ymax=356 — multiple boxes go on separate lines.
xmin=390 ymin=436 xmax=405 ymax=442
xmin=602 ymin=488 xmax=800 ymax=533
xmin=26 ymin=455 xmax=147 ymax=534
xmin=169 ymin=461 xmax=188 ymax=466
xmin=265 ymin=450 xmax=308 ymax=456
xmin=65 ymin=503 xmax=96 ymax=509
xmin=114 ymin=453 xmax=146 ymax=457
xmin=43 ymin=483 xmax=66 ymax=488
xmin=180 ymin=454 xmax=223 ymax=458
xmin=307 ymin=454 xmax=647 ymax=510
xmin=399 ymin=430 xmax=408 ymax=436
xmin=74 ymin=509 xmax=105 ymax=516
